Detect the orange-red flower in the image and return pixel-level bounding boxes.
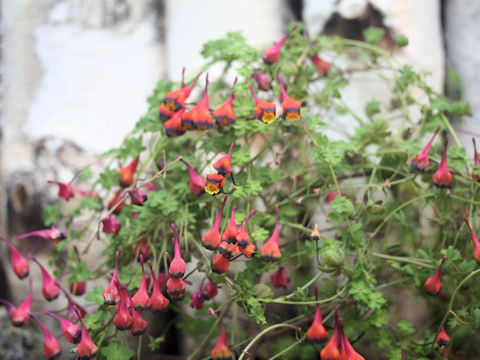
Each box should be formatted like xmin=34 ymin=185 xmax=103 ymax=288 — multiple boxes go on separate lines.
xmin=320 ymin=317 xmax=341 ymax=360
xmin=165 ymin=108 xmax=186 ymax=137
xmin=236 ymin=209 xmax=255 ymax=247
xmin=221 ymin=206 xmax=238 ymax=244
xmin=103 ymin=251 xmax=120 ymax=305
xmin=131 ymin=255 xmax=151 ymax=311
xmin=211 ymin=324 xmax=233 ymax=359
xmin=262 ymin=25 xmax=298 ymax=64
xmin=307 ymin=286 xmax=328 ymax=344
xmin=432 ymin=136 xmax=452 ymax=188
xmin=424 ymin=257 xmax=446 ymax=296
xmin=117 ymin=156 xmax=139 ymax=187
xmin=260 ymin=205 xmax=281 ymax=262
xmin=435 ymin=326 xmax=450 ymax=346
xmin=202 ymin=196 xmax=228 ymax=250
xmin=411 ymin=126 xmax=441 ymax=171
xmin=463 ymin=215 xmax=480 ymax=264
xmin=205 ymin=174 xmax=226 ymax=196
xmin=159 ymin=103 xmax=175 ymax=121
xmin=130 ymin=308 xmax=148 ymax=336
xmin=166 ymin=277 xmax=186 ymax=302
xmin=212 ymin=254 xmax=231 ymax=274
xmin=240 ymin=243 xmax=256 ymax=258
xmin=310 ymin=223 xmax=321 ymax=241
xmin=147 ymin=260 xmax=170 ymax=312
xmin=213 ymin=78 xmax=237 ymax=126
xmin=108 ymin=188 xmax=126 ymax=214
xmin=277 ymin=75 xmax=301 ymax=121
xmin=338 ymin=317 xmax=365 ymax=360
xmin=163 ymin=69 xmax=202 ymax=112
xmin=249 ymin=85 xmax=276 ymax=124
xmin=182 ymin=73 xmax=214 ymax=130
xmin=169 ymin=224 xmax=186 ymax=278
xmin=213 ymin=142 xmax=234 ymax=177
xmin=113 ymin=283 xmax=133 ymax=330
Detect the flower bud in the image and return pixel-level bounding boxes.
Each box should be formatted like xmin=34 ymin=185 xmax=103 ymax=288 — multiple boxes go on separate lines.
xmin=202 ymin=196 xmax=228 ymax=250
xmin=133 ymin=237 xmax=152 ymax=261
xmin=178 ymin=156 xmax=206 ymax=196
xmin=46 ymin=312 xmax=81 ymax=344
xmin=270 ymin=266 xmax=290 ymax=289
xmin=117 ymin=156 xmax=139 ymax=188
xmin=252 ymin=72 xmax=272 ymax=91
xmin=190 ymin=291 xmax=205 ymax=309
xmin=69 ymin=281 xmax=87 ymax=296
xmin=108 ymin=188 xmax=125 ymax=214
xmin=130 ymin=308 xmax=148 ymax=336
xmin=1 ymin=235 xmax=29 ymax=279
xmin=47 ymin=180 xmax=75 ymax=201
xmin=435 ymin=326 xmax=450 ymax=346
xmin=32 ymin=315 xmax=62 ymax=360
xmin=201 ymin=281 xmax=218 ymax=300
xmin=432 ymin=136 xmax=452 ymax=188
xmin=411 ymin=126 xmax=441 ymax=171
xmin=310 ymin=223 xmax=321 ymax=241
xmin=310 ymin=54 xmax=332 ymax=76
xmin=147 ymin=260 xmax=170 ymax=312
xmin=76 ymin=317 xmax=98 ymax=360
xmin=101 ymin=215 xmax=121 ymax=235
xmin=463 ymin=215 xmax=480 ymax=264
xmin=424 ymin=257 xmax=446 ymax=296
xmin=10 ymin=277 xmax=33 ymax=326
xmin=113 ymin=283 xmax=133 ymax=330
xmin=16 ymin=226 xmax=66 ymax=244
xmin=262 ymin=25 xmax=297 ymax=64
xmin=126 ymin=188 xmax=148 ymax=206
xmin=31 ymin=256 xmax=59 ymax=301
xmin=169 ymin=224 xmax=186 ymax=278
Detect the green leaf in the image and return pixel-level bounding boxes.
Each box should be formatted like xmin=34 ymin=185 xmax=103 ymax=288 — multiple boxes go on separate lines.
xmin=100 ymin=343 xmax=135 ymax=360
xmin=232 ymin=147 xmax=251 ymax=166
xmin=365 ymin=100 xmax=381 ymax=118
xmin=363 ymin=26 xmax=385 ymax=44
xmin=397 ymin=321 xmax=415 ymax=335
xmin=43 ymin=204 xmax=62 ymax=226
xmin=85 ymin=287 xmax=105 ymax=306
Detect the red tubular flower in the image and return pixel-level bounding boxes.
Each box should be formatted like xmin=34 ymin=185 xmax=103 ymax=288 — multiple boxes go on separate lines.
xmin=46 ymin=312 xmax=81 ymax=344
xmin=252 ymin=72 xmax=272 ymax=91
xmin=262 ymin=24 xmax=298 ymax=64
xmin=310 ymin=223 xmax=321 ymax=241
xmin=432 ymin=136 xmax=452 ymax=188
xmin=130 ymin=308 xmax=148 ymax=336
xmin=108 ymin=188 xmax=126 ymax=214
xmin=213 ymin=142 xmax=235 ymax=177
xmin=249 ymin=85 xmax=276 ymax=124
xmin=166 ymin=277 xmax=186 ymax=302
xmin=159 ymin=103 xmax=175 ymax=121
xmin=240 ymin=243 xmax=256 ymax=258
xmin=236 ymin=210 xmax=255 ymax=247
xmin=213 ymin=78 xmax=238 ymax=126
xmin=338 ymin=318 xmax=365 ymax=360
xmin=310 ymin=54 xmax=332 ymax=76
xmin=16 ymin=226 xmax=66 ymax=244
xmin=76 ymin=316 xmax=98 ymax=360
xmin=201 ymin=281 xmax=218 ymax=300
xmin=47 ymin=180 xmax=75 ymax=201
xmin=462 ymin=215 xmax=480 ymax=264
xmin=32 ymin=315 xmax=62 ymax=360
xmin=178 ymin=156 xmax=206 ymax=196
xmin=169 ymin=224 xmax=186 ymax=278
xmin=271 ymin=266 xmax=290 ymax=289
xmin=218 ymin=242 xmax=240 ymax=259
xmin=113 ymin=283 xmax=133 ymax=330
xmin=411 ymin=125 xmax=441 ymax=171
xmin=205 ymin=174 xmax=226 ymax=196
xmin=11 ymin=277 xmax=33 ymax=326
xmin=69 ymin=281 xmax=87 ymax=296
xmin=277 ymin=75 xmax=301 ymax=121
xmin=190 ymin=291 xmax=205 ymax=309
xmin=182 ymin=74 xmax=214 ymax=130
xmin=165 ymin=108 xmax=186 ymax=137
xmin=133 ymin=237 xmax=152 ymax=260
xmin=211 ymin=324 xmax=233 ymax=359
xmin=132 ymin=255 xmax=151 ymax=311
xmin=435 ymin=326 xmax=450 ymax=346
xmin=126 ymin=188 xmax=148 ymax=206
xmin=260 ymin=205 xmax=282 ymax=262
xmin=202 ymin=196 xmax=228 ymax=250
xmin=31 ymin=256 xmax=59 ymax=301
xmin=0 ymin=235 xmax=29 ymax=279
xmin=212 ymin=255 xmax=231 ymax=274
xmin=320 ymin=310 xmax=341 ymax=360
xmin=147 ymin=261 xmax=170 ymax=312
xmin=65 ymin=297 xmax=87 ymax=323
xmin=307 ymin=287 xmax=328 ymax=344
xmin=424 ymin=257 xmax=446 ymax=296
xmin=101 ymin=215 xmax=121 ymax=235
xmin=163 ymin=69 xmax=202 ymax=112
xmin=117 ymin=156 xmax=139 ymax=188
xmin=103 ymin=251 xmax=120 ymax=305
xmin=221 ymin=205 xmax=238 ymax=244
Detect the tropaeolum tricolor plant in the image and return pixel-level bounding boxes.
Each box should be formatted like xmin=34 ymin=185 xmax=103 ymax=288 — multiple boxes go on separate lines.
xmin=2 ymin=23 xmax=480 ymax=360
